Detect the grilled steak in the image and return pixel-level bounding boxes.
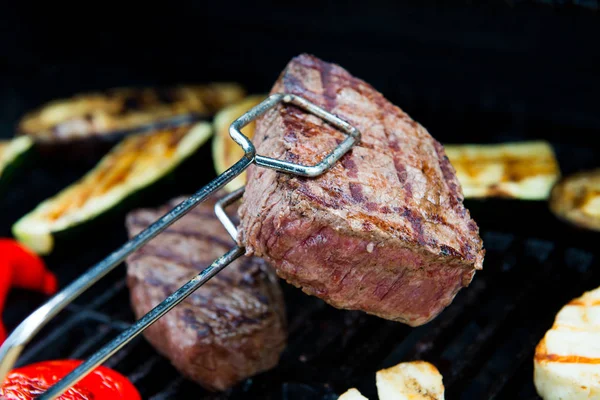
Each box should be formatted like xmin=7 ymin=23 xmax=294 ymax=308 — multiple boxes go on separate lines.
xmin=239 ymin=54 xmax=484 ymax=326
xmin=126 ymin=195 xmax=286 ymax=391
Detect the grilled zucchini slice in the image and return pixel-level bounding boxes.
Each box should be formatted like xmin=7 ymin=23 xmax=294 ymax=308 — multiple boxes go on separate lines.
xmin=0 ymin=136 xmax=34 ymax=192
xmin=445 ymin=141 xmax=560 ymax=200
xmin=549 ymin=169 xmax=600 ymax=232
xmin=18 ymin=84 xmax=243 ymax=156
xmin=534 ymin=286 xmax=600 ymax=400
xmin=13 ymin=122 xmax=212 ymax=255
xmin=212 ymin=95 xmax=266 ymax=191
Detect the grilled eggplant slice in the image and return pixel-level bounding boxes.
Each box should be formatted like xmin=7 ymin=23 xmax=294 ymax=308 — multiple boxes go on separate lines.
xmin=13 ymin=122 xmax=212 ymax=255
xmin=534 ymin=286 xmax=600 ymax=400
xmin=18 ymin=84 xmax=243 ymax=156
xmin=549 ymin=169 xmax=600 ymax=232
xmin=212 ymin=94 xmax=265 ymax=191
xmin=445 ymin=141 xmax=560 ymax=200
xmin=0 ymin=136 xmax=34 ymax=192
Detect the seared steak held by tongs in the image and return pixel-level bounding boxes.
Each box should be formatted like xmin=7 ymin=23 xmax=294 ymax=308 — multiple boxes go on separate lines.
xmin=239 ymin=54 xmax=484 ymax=327
xmin=126 ymin=195 xmax=286 ymax=391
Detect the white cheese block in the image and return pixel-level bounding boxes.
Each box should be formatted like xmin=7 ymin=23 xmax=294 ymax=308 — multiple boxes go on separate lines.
xmin=376 ymin=360 xmax=445 ymax=400
xmin=534 ymin=286 xmax=600 ymax=399
xmin=338 ymin=388 xmax=368 ymax=400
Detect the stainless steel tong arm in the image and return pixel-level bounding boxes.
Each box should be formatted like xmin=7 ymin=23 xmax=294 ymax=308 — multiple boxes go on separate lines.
xmin=0 ymin=93 xmax=360 ymax=399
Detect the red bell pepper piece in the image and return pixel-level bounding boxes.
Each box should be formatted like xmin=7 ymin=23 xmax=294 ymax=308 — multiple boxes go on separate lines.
xmin=0 ymin=360 xmax=141 ymax=399
xmin=0 ymin=239 xmax=58 ymax=343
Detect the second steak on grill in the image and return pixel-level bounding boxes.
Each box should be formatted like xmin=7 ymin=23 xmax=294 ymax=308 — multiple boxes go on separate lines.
xmin=126 ymin=195 xmax=286 ymax=391
xmin=239 ymin=54 xmax=485 ymax=327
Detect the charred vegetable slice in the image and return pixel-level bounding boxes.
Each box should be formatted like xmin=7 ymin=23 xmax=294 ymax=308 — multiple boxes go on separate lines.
xmin=549 ymin=169 xmax=600 ymax=231
xmin=445 ymin=141 xmax=560 ymax=200
xmin=0 ymin=136 xmax=34 ymax=191
xmin=212 ymin=95 xmax=265 ymax=191
xmin=18 ymin=84 xmax=244 ymax=145
xmin=12 ymin=122 xmax=212 ymax=254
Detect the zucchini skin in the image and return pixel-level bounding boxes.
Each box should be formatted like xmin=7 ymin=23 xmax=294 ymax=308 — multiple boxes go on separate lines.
xmin=13 ymin=123 xmax=214 ymax=255
xmin=0 ymin=137 xmax=35 ymax=195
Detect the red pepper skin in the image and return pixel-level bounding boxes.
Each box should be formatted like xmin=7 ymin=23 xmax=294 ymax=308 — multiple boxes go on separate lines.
xmin=0 ymin=239 xmax=57 ymax=295
xmin=0 ymin=360 xmax=141 ymax=400
xmin=0 ymin=239 xmax=58 ymax=344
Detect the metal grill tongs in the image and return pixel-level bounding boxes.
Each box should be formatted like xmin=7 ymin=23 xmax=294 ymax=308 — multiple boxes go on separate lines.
xmin=0 ymin=93 xmax=361 ymax=399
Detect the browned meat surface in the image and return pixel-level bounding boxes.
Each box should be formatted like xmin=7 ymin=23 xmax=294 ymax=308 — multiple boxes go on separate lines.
xmin=126 ymin=195 xmax=286 ymax=391
xmin=239 ymin=54 xmax=484 ymax=327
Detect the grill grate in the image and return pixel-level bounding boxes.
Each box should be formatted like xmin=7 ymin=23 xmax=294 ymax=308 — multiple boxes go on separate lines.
xmin=7 ymin=228 xmax=596 ymax=399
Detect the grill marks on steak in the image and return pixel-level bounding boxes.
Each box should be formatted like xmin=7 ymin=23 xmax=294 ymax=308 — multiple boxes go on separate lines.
xmin=239 ymin=54 xmax=484 ymax=326
xmin=125 ymin=196 xmax=286 ymax=391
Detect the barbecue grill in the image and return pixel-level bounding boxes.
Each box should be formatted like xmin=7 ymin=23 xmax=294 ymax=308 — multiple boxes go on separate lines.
xmin=1 ymin=208 xmax=598 ymax=399
xmin=1 ymin=2 xmax=599 ymax=399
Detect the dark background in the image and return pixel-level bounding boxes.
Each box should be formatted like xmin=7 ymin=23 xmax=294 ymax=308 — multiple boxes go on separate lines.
xmin=1 ymin=0 xmax=599 ymax=241
xmin=1 ymin=0 xmax=599 ymax=145
xmin=0 ymin=2 xmax=599 ymax=399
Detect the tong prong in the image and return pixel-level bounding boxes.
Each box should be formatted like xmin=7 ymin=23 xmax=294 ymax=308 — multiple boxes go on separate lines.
xmin=214 ymin=186 xmax=245 ymax=242
xmin=0 ymin=156 xmax=247 ymax=378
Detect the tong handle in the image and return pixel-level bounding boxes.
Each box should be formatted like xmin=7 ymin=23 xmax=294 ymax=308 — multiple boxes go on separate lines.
xmin=0 ymin=93 xmax=360 ymax=400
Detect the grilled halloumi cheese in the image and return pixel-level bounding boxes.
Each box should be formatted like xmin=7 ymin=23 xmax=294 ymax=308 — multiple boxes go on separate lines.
xmin=534 ymin=286 xmax=600 ymax=399
xmin=376 ymin=361 xmax=445 ymax=400
xmin=549 ymin=169 xmax=600 ymax=232
xmin=338 ymin=388 xmax=368 ymax=400
xmin=445 ymin=141 xmax=560 ymax=200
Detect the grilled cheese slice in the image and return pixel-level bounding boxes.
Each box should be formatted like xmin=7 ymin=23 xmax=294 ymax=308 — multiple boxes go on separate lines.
xmin=445 ymin=141 xmax=560 ymax=200
xmin=376 ymin=361 xmax=445 ymax=400
xmin=534 ymin=286 xmax=600 ymax=399
xmin=338 ymin=388 xmax=368 ymax=399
